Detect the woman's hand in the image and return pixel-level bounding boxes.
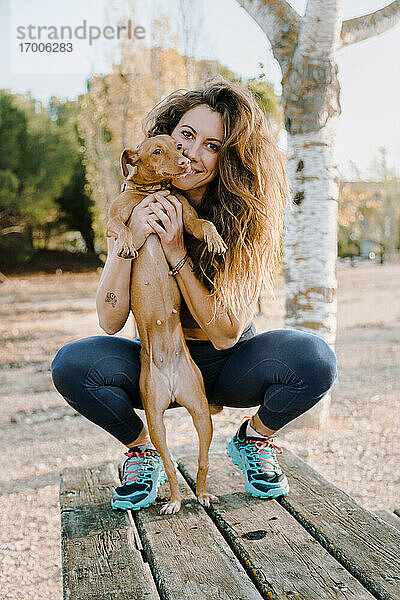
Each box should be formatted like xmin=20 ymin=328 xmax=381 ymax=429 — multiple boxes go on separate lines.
xmin=146 ymin=193 xmax=187 ymax=266
xmin=126 ymin=190 xmax=170 ymax=250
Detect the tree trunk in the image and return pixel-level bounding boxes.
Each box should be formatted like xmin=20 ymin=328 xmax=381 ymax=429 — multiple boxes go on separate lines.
xmin=283 ymin=118 xmax=339 ymax=428
xmin=280 ymin=1 xmax=342 ymax=429
xmin=284 ymin=120 xmax=338 ymax=345
xmin=237 ymin=0 xmax=400 ymax=429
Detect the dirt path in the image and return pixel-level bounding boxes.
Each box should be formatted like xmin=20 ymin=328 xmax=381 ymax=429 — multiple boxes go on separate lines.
xmin=0 ymin=261 xmax=399 ymax=599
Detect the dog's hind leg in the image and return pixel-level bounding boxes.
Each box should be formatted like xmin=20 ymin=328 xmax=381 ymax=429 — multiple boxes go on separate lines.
xmin=139 ymin=361 xmax=182 ymax=515
xmin=174 ymin=356 xmax=219 ymax=508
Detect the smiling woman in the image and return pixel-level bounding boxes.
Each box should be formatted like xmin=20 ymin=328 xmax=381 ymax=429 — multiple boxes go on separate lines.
xmin=51 ymin=76 xmax=338 ymax=514
xmin=143 ymin=78 xmax=290 ymax=323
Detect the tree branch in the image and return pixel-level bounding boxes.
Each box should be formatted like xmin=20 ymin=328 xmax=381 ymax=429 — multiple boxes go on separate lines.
xmin=236 ymin=0 xmax=301 ymax=70
xmin=338 ymin=0 xmax=400 ymax=49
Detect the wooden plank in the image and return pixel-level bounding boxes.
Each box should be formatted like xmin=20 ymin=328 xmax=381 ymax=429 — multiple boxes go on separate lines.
xmin=60 ymin=461 xmax=157 ymax=600
xmin=177 ymin=450 xmax=375 ymax=600
xmin=131 ymin=471 xmax=263 ymax=600
xmin=277 ymin=448 xmax=400 ymax=600
xmin=375 ymin=510 xmax=400 ymax=532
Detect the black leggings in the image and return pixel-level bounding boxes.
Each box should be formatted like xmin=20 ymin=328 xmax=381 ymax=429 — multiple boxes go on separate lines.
xmin=51 ymin=323 xmax=338 ymax=446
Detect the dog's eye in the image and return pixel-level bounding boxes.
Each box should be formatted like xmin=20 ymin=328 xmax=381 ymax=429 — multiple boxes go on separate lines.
xmin=153 ymin=148 xmax=162 ymax=155
xmin=176 ymin=143 xmax=183 ymax=150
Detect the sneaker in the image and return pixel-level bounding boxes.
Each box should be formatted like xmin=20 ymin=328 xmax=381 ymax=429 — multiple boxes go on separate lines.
xmin=111 ymin=446 xmax=168 ymax=511
xmin=226 ymin=418 xmax=289 ymax=499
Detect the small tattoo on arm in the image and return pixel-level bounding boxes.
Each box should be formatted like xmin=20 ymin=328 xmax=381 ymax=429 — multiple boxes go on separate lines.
xmin=105 ymin=292 xmax=117 ymax=308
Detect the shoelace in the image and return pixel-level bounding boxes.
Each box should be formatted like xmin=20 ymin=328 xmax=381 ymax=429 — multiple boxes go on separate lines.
xmin=122 ymin=448 xmax=159 ymax=485
xmin=240 ymin=415 xmax=283 ymax=473
xmin=244 ymin=437 xmax=283 ymax=473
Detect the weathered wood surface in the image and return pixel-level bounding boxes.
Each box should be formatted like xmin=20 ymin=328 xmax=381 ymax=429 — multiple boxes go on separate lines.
xmin=375 ymin=510 xmax=400 ymax=532
xmin=132 ymin=471 xmax=263 ymax=600
xmin=60 ymin=461 xmax=156 ymax=600
xmin=61 ymin=450 xmax=400 ymax=600
xmin=177 ymin=451 xmax=375 ymax=600
xmin=277 ymin=448 xmax=400 ymax=600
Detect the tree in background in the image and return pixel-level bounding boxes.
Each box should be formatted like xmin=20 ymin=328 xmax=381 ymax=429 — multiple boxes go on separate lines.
xmin=369 ymin=148 xmax=399 ymax=257
xmin=50 ymin=98 xmax=95 ymax=253
xmin=237 ymin=0 xmax=400 ymax=427
xmin=54 ymin=159 xmax=95 ymax=253
xmin=338 ymin=149 xmax=400 ymax=260
xmin=0 ymin=92 xmax=28 ymax=263
xmin=0 ymin=91 xmax=72 ymax=265
xmin=0 ymin=90 xmax=96 ymax=268
xmin=176 ymin=0 xmax=205 ymax=89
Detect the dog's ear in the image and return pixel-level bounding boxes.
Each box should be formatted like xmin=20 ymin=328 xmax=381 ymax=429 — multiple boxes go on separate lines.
xmin=120 ymin=148 xmax=139 ymax=178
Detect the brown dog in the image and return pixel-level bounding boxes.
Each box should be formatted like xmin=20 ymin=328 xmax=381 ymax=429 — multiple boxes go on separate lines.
xmin=106 ymin=135 xmax=227 ymax=514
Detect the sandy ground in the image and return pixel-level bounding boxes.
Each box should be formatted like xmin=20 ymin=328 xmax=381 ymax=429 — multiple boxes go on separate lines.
xmin=0 ymin=260 xmax=399 ymax=599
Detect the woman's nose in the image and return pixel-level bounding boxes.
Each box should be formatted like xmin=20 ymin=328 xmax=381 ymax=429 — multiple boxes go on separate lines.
xmin=184 ymin=140 xmax=201 ymax=162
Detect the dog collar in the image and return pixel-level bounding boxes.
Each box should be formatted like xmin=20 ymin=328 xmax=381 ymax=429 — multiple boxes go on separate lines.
xmin=121 ymin=181 xmax=169 ymax=193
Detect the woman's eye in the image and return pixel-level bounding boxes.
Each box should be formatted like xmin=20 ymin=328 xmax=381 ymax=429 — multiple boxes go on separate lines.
xmin=153 ymin=148 xmax=162 ymax=155
xmin=207 ymin=143 xmax=219 ymax=152
xmin=182 ymin=130 xmax=192 ymax=138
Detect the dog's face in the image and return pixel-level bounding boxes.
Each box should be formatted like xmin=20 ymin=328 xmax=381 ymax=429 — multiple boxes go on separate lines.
xmin=121 ymin=135 xmax=191 ymax=182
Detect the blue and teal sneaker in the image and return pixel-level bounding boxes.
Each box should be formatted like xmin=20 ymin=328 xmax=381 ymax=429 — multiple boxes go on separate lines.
xmin=226 ymin=418 xmax=289 ymax=499
xmin=111 ymin=446 xmax=168 ymax=511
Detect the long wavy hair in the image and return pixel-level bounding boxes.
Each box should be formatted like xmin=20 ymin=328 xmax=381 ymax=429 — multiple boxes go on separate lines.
xmin=142 ymin=76 xmax=292 ymax=323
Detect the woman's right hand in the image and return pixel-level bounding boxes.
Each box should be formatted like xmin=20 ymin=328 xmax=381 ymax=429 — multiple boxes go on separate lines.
xmin=126 ymin=190 xmax=171 ymax=250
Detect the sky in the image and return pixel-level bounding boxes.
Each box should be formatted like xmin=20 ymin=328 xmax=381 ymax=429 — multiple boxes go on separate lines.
xmin=1 ymin=0 xmax=399 ymax=180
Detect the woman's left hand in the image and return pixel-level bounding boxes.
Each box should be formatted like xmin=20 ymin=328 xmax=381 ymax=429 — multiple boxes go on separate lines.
xmin=147 ymin=193 xmax=187 ymax=267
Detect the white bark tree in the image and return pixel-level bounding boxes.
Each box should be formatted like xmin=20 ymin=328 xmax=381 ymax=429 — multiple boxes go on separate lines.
xmin=236 ymin=0 xmax=400 ymax=427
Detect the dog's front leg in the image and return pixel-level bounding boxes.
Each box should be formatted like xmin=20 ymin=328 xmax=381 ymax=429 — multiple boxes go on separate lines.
xmin=106 ymin=194 xmax=139 ymax=259
xmin=106 ymin=218 xmax=138 ymax=259
xmin=176 ymin=194 xmax=228 ymax=254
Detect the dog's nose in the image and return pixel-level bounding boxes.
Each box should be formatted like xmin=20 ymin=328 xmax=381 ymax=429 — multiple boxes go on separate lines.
xmin=178 ymin=157 xmax=190 ymax=167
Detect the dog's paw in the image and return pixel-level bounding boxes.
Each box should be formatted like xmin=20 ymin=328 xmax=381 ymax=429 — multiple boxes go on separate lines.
xmin=197 ymin=493 xmax=219 ymax=508
xmin=116 ymin=243 xmax=137 ymax=259
xmin=159 ymin=500 xmax=181 ymax=515
xmin=202 ymin=223 xmax=228 ymax=254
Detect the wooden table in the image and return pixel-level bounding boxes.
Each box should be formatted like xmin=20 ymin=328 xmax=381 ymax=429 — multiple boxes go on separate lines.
xmin=60 ymin=447 xmax=400 ymax=599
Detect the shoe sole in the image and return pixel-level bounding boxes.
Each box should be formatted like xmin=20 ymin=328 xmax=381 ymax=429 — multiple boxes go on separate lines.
xmin=226 ymin=439 xmax=289 ymax=499
xmin=111 ymin=460 xmax=172 ymax=511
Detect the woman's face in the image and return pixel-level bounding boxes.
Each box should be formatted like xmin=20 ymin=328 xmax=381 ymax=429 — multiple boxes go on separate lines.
xmin=170 ymin=104 xmax=224 ymax=206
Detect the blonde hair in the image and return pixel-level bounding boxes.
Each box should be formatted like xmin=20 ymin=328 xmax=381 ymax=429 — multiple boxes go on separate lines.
xmin=143 ymin=76 xmax=291 ymax=322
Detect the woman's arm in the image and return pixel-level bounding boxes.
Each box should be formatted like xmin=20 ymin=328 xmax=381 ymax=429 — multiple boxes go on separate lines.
xmin=174 ymin=253 xmax=257 ymax=349
xmin=96 ymin=190 xmax=171 ymax=334
xmin=96 ymin=235 xmax=132 ymax=334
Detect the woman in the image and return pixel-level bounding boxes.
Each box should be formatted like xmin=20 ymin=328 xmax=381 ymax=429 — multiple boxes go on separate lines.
xmin=51 ymin=77 xmax=338 ymax=510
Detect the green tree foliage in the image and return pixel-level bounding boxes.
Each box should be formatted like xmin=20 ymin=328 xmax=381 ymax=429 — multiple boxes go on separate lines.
xmin=0 ymin=93 xmax=28 ymax=178
xmin=0 ymin=91 xmax=96 ymax=267
xmin=54 ymin=158 xmax=95 ymax=252
xmin=50 ymin=97 xmax=95 ymax=253
xmin=0 ymin=92 xmax=32 ymax=264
